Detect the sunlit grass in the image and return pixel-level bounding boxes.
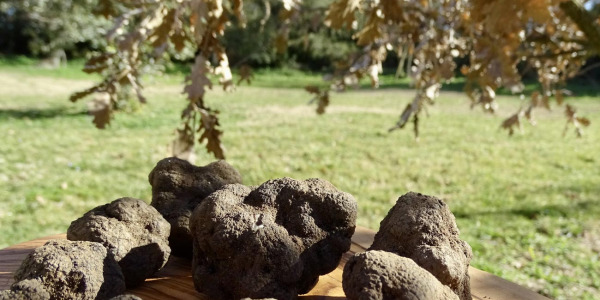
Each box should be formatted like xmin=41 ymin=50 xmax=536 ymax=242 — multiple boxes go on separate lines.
xmin=0 ymin=64 xmax=599 ymax=299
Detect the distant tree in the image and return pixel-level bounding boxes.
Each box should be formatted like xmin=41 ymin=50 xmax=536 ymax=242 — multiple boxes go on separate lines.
xmin=0 ymin=0 xmax=110 ymax=57
xmin=72 ymin=0 xmax=598 ymax=159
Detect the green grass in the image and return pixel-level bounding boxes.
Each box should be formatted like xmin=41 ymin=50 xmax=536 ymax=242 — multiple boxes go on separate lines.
xmin=1 ymin=63 xmax=599 ymax=299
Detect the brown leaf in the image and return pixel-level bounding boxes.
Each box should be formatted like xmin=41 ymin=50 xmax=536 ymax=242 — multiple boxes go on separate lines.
xmin=324 ymin=0 xmax=361 ymax=30
xmin=305 ymin=85 xmax=321 ymax=94
xmin=279 ymin=0 xmax=300 ymax=20
xmin=389 ymin=96 xmax=422 ymax=133
xmin=565 ymin=104 xmax=576 ymax=119
xmin=577 ymin=117 xmax=591 ymax=127
xmin=354 ymin=23 xmax=382 ymax=46
xmin=367 ymin=63 xmax=381 ymax=88
xmin=531 ymin=91 xmax=541 ymax=107
xmin=460 ymin=65 xmax=470 ymax=76
xmin=541 ymin=93 xmax=551 ymax=110
xmin=171 ymin=28 xmax=187 ymax=53
xmin=501 ymin=112 xmax=521 ymax=136
xmin=232 ymin=0 xmax=246 ymax=26
xmin=316 ymin=91 xmax=330 ymax=115
xmin=83 ymin=54 xmax=113 ymax=74
xmin=237 ymin=64 xmax=254 ymax=85
xmin=524 ymin=105 xmax=536 ymax=126
xmin=94 ymin=0 xmax=117 ymax=18
xmin=199 ymin=109 xmax=225 ymax=159
xmin=214 ymin=53 xmax=234 ymax=92
xmin=149 ymin=8 xmax=174 ymax=48
xmin=70 ymin=86 xmax=102 ymax=102
xmin=88 ymin=93 xmax=112 ymax=129
xmin=555 ymin=89 xmax=564 ymax=105
xmin=183 ymin=55 xmax=213 ymax=102
xmin=174 ymin=124 xmax=194 ymax=153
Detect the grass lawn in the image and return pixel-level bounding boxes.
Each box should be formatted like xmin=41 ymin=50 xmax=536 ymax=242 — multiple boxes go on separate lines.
xmin=0 ymin=60 xmax=599 ymax=299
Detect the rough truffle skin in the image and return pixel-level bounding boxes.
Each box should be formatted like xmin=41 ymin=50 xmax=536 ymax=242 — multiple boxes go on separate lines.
xmin=67 ymin=197 xmax=171 ymax=288
xmin=13 ymin=239 xmax=126 ymax=300
xmin=369 ymin=192 xmax=473 ymax=300
xmin=190 ymin=178 xmax=357 ymax=300
xmin=0 ymin=279 xmax=50 ymax=300
xmin=148 ymin=157 xmax=243 ymax=257
xmin=343 ymin=250 xmax=459 ymax=300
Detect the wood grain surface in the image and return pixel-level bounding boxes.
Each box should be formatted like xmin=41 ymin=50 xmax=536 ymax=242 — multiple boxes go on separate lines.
xmin=0 ymin=227 xmax=549 ymax=299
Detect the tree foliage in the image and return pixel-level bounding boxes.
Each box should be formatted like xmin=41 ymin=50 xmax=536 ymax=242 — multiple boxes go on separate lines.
xmin=0 ymin=0 xmax=109 ymax=56
xmin=72 ymin=0 xmax=599 ymax=159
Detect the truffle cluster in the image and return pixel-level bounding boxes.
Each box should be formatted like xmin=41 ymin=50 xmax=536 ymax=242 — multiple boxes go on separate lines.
xmin=2 ymin=158 xmax=473 ymax=300
xmin=343 ymin=192 xmax=473 ymax=300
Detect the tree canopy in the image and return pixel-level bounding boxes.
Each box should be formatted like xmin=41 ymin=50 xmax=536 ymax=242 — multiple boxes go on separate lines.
xmin=0 ymin=0 xmax=110 ymax=56
xmin=71 ymin=0 xmax=599 ymax=159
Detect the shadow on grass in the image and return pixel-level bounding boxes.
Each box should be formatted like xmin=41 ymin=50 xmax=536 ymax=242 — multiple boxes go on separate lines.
xmin=0 ymin=107 xmax=87 ymax=121
xmin=342 ymin=74 xmax=600 ymax=98
xmin=454 ymin=198 xmax=599 ymax=221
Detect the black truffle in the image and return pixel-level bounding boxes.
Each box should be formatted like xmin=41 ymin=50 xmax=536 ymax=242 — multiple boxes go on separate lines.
xmin=0 ymin=279 xmax=50 ymax=300
xmin=190 ymin=178 xmax=357 ymax=300
xmin=67 ymin=197 xmax=171 ymax=287
xmin=13 ymin=240 xmax=126 ymax=300
xmin=343 ymin=250 xmax=459 ymax=300
xmin=149 ymin=157 xmax=243 ymax=257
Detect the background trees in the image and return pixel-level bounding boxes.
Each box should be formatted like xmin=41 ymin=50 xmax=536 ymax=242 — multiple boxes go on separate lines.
xmin=0 ymin=0 xmax=109 ymax=57
xmin=4 ymin=0 xmax=597 ymax=158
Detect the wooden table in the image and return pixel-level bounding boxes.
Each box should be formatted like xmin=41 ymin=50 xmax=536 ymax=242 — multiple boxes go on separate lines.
xmin=0 ymin=227 xmax=549 ymax=299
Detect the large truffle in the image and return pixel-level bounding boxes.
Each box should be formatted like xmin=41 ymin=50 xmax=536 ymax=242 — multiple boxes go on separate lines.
xmin=343 ymin=250 xmax=459 ymax=300
xmin=369 ymin=192 xmax=473 ymax=300
xmin=12 ymin=239 xmax=126 ymax=300
xmin=190 ymin=178 xmax=357 ymax=300
xmin=149 ymin=157 xmax=243 ymax=257
xmin=67 ymin=197 xmax=171 ymax=287
xmin=0 ymin=279 xmax=50 ymax=300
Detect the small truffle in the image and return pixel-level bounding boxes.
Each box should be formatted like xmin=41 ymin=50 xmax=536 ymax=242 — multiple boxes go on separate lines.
xmin=190 ymin=178 xmax=357 ymax=300
xmin=343 ymin=250 xmax=459 ymax=300
xmin=67 ymin=197 xmax=171 ymax=287
xmin=369 ymin=192 xmax=473 ymax=300
xmin=0 ymin=279 xmax=50 ymax=300
xmin=149 ymin=157 xmax=243 ymax=257
xmin=13 ymin=239 xmax=125 ymax=300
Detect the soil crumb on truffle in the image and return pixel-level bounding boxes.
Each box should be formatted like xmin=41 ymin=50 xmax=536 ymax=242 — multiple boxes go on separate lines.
xmin=67 ymin=197 xmax=171 ymax=287
xmin=149 ymin=157 xmax=243 ymax=257
xmin=190 ymin=177 xmax=357 ymax=300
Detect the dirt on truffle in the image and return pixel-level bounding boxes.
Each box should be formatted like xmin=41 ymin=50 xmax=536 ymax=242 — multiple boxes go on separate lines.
xmin=0 ymin=279 xmax=50 ymax=300
xmin=369 ymin=192 xmax=473 ymax=300
xmin=13 ymin=239 xmax=126 ymax=300
xmin=148 ymin=157 xmax=243 ymax=257
xmin=343 ymin=250 xmax=459 ymax=300
xmin=190 ymin=177 xmax=357 ymax=300
xmin=67 ymin=197 xmax=171 ymax=287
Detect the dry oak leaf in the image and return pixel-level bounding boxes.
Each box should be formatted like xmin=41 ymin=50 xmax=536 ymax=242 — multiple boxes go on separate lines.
xmin=183 ymin=55 xmax=213 ymax=102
